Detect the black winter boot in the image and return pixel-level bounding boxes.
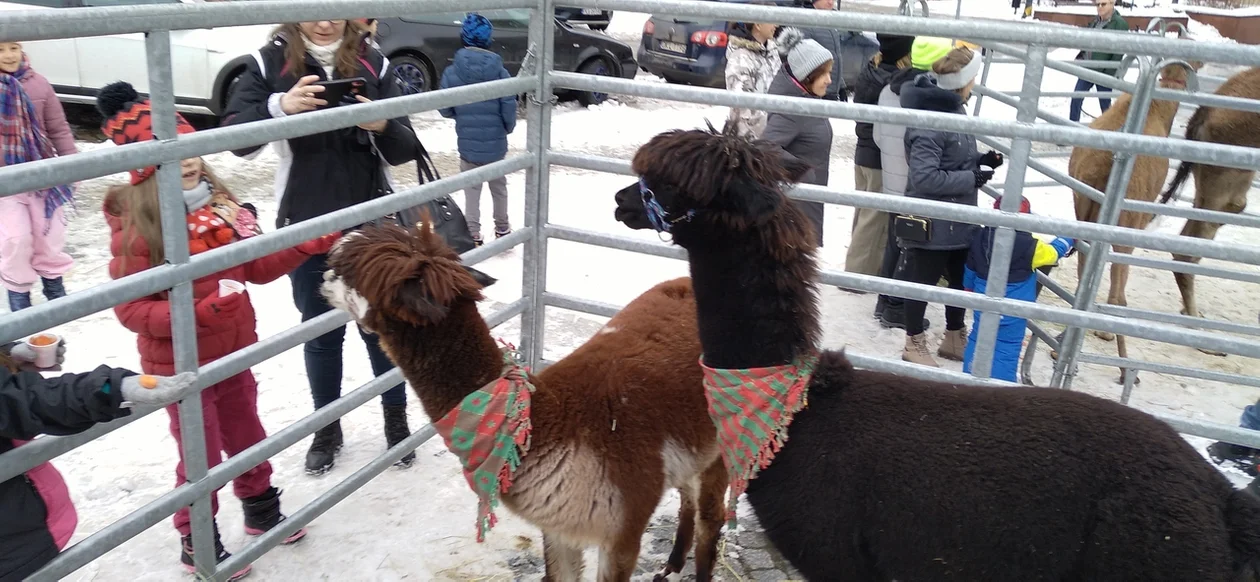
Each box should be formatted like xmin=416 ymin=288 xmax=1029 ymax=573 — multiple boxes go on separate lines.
xmin=1208 ymin=440 xmax=1259 ymax=477
xmin=7 ymin=290 xmax=31 ymax=312
xmin=179 ymin=523 xmax=252 ymax=581
xmin=241 ymin=486 xmax=307 ymax=544
xmin=304 ymin=420 xmax=343 ymax=476
xmin=383 ymin=404 xmax=416 ymax=469
xmin=41 ymin=276 xmax=66 ymax=301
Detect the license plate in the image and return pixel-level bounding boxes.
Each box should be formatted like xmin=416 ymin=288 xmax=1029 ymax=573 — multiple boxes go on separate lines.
xmin=658 ymin=40 xmax=687 ymax=54
xmin=581 ymin=8 xmax=603 ymax=14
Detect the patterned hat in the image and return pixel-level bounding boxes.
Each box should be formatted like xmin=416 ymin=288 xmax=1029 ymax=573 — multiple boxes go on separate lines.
xmin=96 ymin=81 xmax=196 ymax=185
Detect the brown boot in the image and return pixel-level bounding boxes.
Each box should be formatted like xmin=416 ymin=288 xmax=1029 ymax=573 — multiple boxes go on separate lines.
xmin=902 ymin=333 xmax=939 ymax=367
xmin=938 ymin=327 xmax=967 ymax=362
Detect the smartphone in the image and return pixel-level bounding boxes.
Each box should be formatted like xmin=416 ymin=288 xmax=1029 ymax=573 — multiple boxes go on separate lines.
xmin=312 ymin=77 xmax=367 ymax=110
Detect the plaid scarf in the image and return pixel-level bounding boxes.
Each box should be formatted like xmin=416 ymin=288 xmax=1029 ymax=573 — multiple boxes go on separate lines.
xmin=434 ymin=347 xmax=534 ymax=542
xmin=701 ymin=351 xmax=819 ymax=528
xmin=0 ymin=54 xmax=74 ymax=231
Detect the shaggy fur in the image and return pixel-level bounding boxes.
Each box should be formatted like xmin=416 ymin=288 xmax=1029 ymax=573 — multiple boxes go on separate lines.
xmin=1160 ymin=66 xmax=1258 ymax=323
xmin=319 ymin=224 xmax=726 ymax=582
xmin=1070 ymin=61 xmax=1201 ymax=378
xmin=616 ymin=124 xmax=1260 ymax=581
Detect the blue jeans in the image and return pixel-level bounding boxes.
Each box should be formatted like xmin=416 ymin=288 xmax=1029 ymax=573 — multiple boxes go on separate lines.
xmin=290 ymin=253 xmax=407 ymax=409
xmin=1241 ymin=402 xmax=1260 ymax=431
xmin=1069 ymin=77 xmax=1112 ymax=122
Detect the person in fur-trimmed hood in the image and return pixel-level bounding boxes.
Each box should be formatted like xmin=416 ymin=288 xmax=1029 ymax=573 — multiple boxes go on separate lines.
xmin=724 ymin=19 xmax=781 ymax=137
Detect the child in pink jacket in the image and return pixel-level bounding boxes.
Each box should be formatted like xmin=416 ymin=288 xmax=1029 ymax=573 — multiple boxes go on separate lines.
xmin=0 ymin=42 xmax=77 ymax=313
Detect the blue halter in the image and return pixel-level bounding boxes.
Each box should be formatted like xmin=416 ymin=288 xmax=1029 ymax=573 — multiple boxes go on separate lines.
xmin=639 ymin=177 xmax=694 ymax=233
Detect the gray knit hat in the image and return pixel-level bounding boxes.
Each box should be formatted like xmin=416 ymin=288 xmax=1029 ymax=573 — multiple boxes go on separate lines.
xmin=776 ymin=27 xmax=833 ymax=83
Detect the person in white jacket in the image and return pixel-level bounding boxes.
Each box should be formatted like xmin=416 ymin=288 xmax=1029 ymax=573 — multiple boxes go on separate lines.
xmin=724 ymin=20 xmax=781 ymax=137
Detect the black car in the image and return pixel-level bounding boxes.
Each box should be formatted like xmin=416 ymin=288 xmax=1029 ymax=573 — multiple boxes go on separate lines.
xmin=555 ymin=7 xmax=614 ymax=31
xmin=375 ymin=9 xmax=636 ymax=106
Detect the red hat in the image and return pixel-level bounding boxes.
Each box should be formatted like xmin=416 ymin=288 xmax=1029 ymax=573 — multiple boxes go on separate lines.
xmin=993 ymin=196 xmax=1032 ymax=214
xmin=96 ymin=81 xmax=196 ymax=185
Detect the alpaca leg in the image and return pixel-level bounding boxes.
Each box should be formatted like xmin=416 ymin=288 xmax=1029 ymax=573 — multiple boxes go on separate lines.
xmin=690 ymin=460 xmax=729 ymax=582
xmin=1173 ymin=168 xmax=1249 ymax=357
xmin=597 ymin=522 xmax=648 ymax=582
xmin=1106 ymin=254 xmax=1138 ymax=385
xmin=1090 ymin=257 xmax=1124 ymax=343
xmin=542 ymin=533 xmax=584 ymax=582
xmin=657 ymin=481 xmax=697 ymax=580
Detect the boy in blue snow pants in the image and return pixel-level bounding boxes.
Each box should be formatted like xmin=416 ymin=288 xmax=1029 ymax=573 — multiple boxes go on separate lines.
xmin=961 ymin=197 xmax=1073 ymax=382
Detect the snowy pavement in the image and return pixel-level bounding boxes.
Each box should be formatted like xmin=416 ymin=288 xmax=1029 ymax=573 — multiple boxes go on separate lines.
xmin=6 ymin=2 xmax=1259 ymax=580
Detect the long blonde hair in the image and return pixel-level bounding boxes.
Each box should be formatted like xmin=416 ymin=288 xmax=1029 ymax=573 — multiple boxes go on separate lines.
xmin=105 ymin=162 xmax=231 ymax=270
xmin=872 ymin=52 xmax=913 ymax=70
xmin=272 ymin=21 xmax=369 ymax=80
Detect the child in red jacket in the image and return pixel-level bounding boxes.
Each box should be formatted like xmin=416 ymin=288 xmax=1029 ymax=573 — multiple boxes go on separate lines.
xmin=96 ymin=81 xmax=339 ymax=579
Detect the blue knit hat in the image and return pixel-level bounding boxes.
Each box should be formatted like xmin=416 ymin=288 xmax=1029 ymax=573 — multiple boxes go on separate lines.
xmin=461 ymin=13 xmax=493 ymax=48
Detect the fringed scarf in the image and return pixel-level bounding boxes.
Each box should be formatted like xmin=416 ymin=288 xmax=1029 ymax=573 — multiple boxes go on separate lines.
xmin=701 ymin=351 xmax=820 ymax=528
xmin=434 ymin=345 xmax=534 ymax=542
xmin=0 ymin=54 xmax=73 ymax=232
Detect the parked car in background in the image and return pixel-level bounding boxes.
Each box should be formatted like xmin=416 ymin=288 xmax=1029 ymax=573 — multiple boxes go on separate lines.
xmin=0 ymin=0 xmax=272 ymax=118
xmin=555 ymin=7 xmax=613 ymax=31
xmin=375 ymin=9 xmax=636 ymax=106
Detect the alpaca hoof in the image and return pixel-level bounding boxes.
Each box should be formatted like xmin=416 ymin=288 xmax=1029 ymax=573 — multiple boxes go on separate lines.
xmin=1093 ymin=329 xmax=1116 ymax=341
xmin=1116 ymin=373 xmax=1141 ymax=385
xmin=653 ymin=568 xmax=679 ymax=582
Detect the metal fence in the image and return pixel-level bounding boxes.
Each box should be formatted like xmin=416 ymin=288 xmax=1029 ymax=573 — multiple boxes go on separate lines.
xmin=0 ymin=0 xmax=1258 ymax=579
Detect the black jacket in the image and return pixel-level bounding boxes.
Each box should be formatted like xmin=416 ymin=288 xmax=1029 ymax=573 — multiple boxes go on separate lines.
xmin=1 ymin=363 xmax=132 ymax=582
xmin=900 ymin=74 xmax=981 ymax=251
xmin=853 ymin=59 xmax=899 ymax=169
xmin=222 ymin=34 xmax=419 ymax=229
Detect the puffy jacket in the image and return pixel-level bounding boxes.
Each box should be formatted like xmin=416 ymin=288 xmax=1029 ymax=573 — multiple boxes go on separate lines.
xmin=900 ymin=74 xmax=981 ymax=251
xmin=723 ymin=32 xmax=781 ymax=137
xmin=222 ymin=34 xmax=419 ymax=229
xmin=852 ymin=58 xmax=900 ymax=169
xmin=0 ymin=363 xmax=132 ymax=582
xmin=873 ymin=67 xmax=930 ymax=199
xmin=439 ymin=47 xmax=517 ymax=164
xmin=762 ymin=67 xmax=832 ymax=246
xmin=105 ymin=204 xmax=314 ymax=376
xmin=17 ymin=69 xmax=76 ymax=158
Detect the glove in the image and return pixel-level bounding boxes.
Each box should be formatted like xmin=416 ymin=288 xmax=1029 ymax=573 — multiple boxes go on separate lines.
xmin=8 ymin=339 xmax=68 ymax=372
xmin=974 ymin=169 xmax=995 ymax=189
xmin=195 ymin=290 xmax=245 ymax=328
xmin=297 ymin=232 xmax=343 ymax=256
xmin=119 ymin=372 xmax=197 ymax=408
xmin=978 ymin=150 xmax=1004 ymax=169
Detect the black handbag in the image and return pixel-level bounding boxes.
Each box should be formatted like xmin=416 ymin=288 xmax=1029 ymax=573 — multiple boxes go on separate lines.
xmin=894 ymin=214 xmax=931 ymax=243
xmin=385 ymin=141 xmax=478 ymax=254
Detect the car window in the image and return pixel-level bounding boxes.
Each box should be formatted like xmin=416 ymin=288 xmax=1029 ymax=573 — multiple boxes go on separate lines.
xmin=401 ymin=9 xmax=530 ymax=29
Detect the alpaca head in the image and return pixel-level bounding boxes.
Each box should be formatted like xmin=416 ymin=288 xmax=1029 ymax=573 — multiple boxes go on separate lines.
xmin=320 ymin=221 xmax=497 ymax=334
xmin=614 ymin=124 xmax=813 ymax=246
xmin=1157 ymin=59 xmax=1201 ymax=91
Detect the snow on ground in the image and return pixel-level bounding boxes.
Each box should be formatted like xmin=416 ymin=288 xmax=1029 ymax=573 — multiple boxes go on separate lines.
xmin=4 ymin=5 xmax=1259 ymax=580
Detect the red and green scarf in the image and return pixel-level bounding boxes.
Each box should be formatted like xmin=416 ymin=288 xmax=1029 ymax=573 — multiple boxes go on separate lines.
xmin=701 ymin=351 xmax=819 ymax=527
xmin=433 ymin=348 xmax=534 ymax=542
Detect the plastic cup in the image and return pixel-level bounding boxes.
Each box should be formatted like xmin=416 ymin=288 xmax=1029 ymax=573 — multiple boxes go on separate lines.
xmin=218 ymin=279 xmax=245 ymax=297
xmin=24 ymin=333 xmax=62 ymax=369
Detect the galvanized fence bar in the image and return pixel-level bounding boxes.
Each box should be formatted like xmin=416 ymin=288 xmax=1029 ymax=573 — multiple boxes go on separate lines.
xmin=548 ymin=71 xmax=1260 ymax=172
xmin=973 ymin=44 xmax=1048 ymax=379
xmin=520 ymin=0 xmax=557 ymax=368
xmin=1079 ymin=352 xmax=1260 ymax=390
xmin=1106 ymin=252 xmax=1260 ymax=286
xmin=971 ymin=84 xmax=1081 ymax=127
xmin=0 ymin=154 xmax=535 ymax=345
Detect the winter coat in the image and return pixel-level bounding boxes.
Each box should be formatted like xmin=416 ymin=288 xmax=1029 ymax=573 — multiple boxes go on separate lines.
xmin=900 ymin=74 xmax=981 ymax=251
xmin=105 ymin=204 xmax=314 ymax=376
xmin=723 ymin=33 xmax=781 ymax=137
xmin=872 ymin=67 xmax=929 ymax=198
xmin=962 ymin=229 xmax=1073 ymax=381
xmin=438 ymin=47 xmax=517 ymax=164
xmin=17 ymin=70 xmax=76 ymax=158
xmin=1078 ymin=12 xmax=1130 ymax=64
xmin=853 ymin=58 xmax=900 ymax=169
xmin=762 ymin=67 xmax=832 ymax=246
xmin=0 ymin=363 xmax=132 ymax=582
xmin=222 ymin=34 xmax=419 ymax=229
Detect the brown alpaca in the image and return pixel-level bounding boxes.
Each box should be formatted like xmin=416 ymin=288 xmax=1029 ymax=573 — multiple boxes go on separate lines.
xmin=1160 ymin=66 xmax=1259 ymax=324
xmin=319 ymin=224 xmax=726 ymax=582
xmin=1069 ymin=61 xmax=1201 ymax=380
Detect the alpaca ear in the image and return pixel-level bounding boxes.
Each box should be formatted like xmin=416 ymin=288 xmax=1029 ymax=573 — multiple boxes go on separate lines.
xmin=780 ymin=156 xmax=814 ymax=184
xmin=461 ymin=265 xmax=497 ymax=289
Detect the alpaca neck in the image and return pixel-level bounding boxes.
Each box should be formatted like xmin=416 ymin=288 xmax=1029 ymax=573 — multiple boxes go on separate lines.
xmin=377 ymin=300 xmax=505 ymax=422
xmin=1148 ymin=98 xmax=1181 ymax=135
xmin=681 ymin=216 xmax=821 ymax=370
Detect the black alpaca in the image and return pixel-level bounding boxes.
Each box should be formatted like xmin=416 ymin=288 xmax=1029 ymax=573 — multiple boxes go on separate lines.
xmin=613 ymin=126 xmax=1260 ymax=581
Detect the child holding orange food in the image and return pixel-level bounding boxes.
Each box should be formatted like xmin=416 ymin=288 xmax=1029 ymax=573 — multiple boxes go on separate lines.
xmin=96 ymin=81 xmax=340 ymax=578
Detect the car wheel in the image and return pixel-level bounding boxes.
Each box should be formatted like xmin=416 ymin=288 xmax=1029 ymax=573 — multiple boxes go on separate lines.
xmin=577 ymin=58 xmax=613 ymax=107
xmin=390 ymin=54 xmax=434 ymax=95
xmin=589 ymin=24 xmax=609 ymax=31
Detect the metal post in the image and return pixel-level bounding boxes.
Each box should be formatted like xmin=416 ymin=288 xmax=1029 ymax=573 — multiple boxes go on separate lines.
xmin=1051 ymin=56 xmax=1157 ymax=389
xmin=520 ymin=0 xmax=555 ymax=367
xmin=971 ymin=45 xmax=1047 ymax=379
xmin=971 ymin=42 xmax=995 ymax=118
xmin=145 ymin=30 xmax=212 ymax=575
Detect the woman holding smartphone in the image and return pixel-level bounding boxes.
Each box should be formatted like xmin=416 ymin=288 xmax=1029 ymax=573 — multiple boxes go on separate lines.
xmin=222 ymin=19 xmax=421 ymax=477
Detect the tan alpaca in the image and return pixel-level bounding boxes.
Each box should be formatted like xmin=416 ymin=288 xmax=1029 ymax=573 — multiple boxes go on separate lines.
xmin=1070 ymin=61 xmax=1201 ymax=381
